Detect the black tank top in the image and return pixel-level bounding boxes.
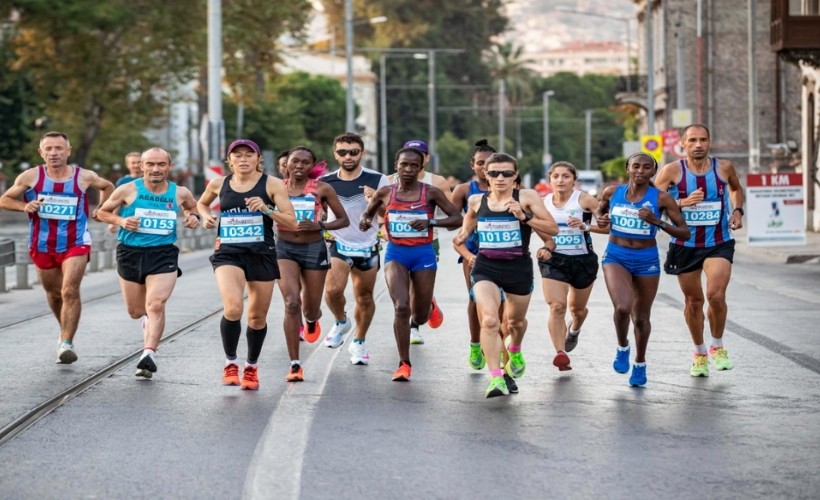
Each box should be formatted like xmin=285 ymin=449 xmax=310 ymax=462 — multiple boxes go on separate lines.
xmin=216 ymin=173 xmax=276 ymax=254
xmin=476 ymin=189 xmax=532 ymax=259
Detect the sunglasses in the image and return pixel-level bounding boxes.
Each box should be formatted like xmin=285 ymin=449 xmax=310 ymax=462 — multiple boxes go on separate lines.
xmin=335 ymin=149 xmax=361 ymax=157
xmin=486 ymin=170 xmax=517 ymax=178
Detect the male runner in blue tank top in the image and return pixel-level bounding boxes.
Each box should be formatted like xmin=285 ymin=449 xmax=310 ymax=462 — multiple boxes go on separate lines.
xmin=97 ymin=148 xmax=201 ymax=379
xmin=654 ymin=124 xmax=745 ymax=377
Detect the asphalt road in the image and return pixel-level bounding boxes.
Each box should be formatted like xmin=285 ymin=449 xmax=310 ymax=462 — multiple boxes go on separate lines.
xmin=0 ymin=231 xmax=818 ymax=499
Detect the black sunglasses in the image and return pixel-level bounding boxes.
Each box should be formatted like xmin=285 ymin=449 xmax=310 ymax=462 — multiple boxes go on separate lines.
xmin=486 ymin=170 xmax=517 ymax=178
xmin=335 ymin=149 xmax=361 ymax=157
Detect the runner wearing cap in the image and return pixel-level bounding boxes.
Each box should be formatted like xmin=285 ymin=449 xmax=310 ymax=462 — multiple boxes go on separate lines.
xmin=197 ymin=139 xmax=297 ymax=390
xmin=388 ymin=139 xmax=450 ymax=345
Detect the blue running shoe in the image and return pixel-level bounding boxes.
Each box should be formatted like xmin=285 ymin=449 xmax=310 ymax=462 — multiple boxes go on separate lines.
xmin=629 ymin=364 xmax=647 ymax=387
xmin=613 ymin=347 xmax=630 ymax=374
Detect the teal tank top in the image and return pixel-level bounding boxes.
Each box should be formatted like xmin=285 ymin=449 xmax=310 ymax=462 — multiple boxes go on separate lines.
xmin=118 ymin=179 xmax=179 ymax=247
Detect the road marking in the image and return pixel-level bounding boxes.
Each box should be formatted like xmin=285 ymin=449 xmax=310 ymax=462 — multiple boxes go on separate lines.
xmin=243 ymin=282 xmax=389 ymax=500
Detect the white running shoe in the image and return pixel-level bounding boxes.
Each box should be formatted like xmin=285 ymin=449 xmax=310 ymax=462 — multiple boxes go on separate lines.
xmin=410 ymin=327 xmax=424 ymax=345
xmin=347 ymin=340 xmax=370 ymax=365
xmin=56 ymin=342 xmax=78 ymax=364
xmin=324 ymin=318 xmax=352 ymax=348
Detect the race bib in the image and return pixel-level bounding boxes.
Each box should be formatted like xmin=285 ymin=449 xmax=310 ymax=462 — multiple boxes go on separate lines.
xmin=291 ymin=196 xmax=316 ymax=222
xmin=335 ymin=241 xmax=371 ymax=258
xmin=135 ymin=208 xmax=176 ymax=235
xmin=37 ymin=193 xmax=78 ymax=221
xmin=477 ymin=217 xmax=522 ymax=249
xmin=610 ymin=205 xmax=652 ymax=236
xmin=554 ymin=226 xmax=585 ymax=251
xmin=681 ymin=201 xmax=721 ymax=226
xmin=219 ymin=213 xmax=264 ymax=243
xmin=387 ymin=210 xmax=428 ymax=238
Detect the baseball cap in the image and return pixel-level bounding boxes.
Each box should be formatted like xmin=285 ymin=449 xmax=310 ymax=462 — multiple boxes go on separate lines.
xmin=402 ymin=140 xmax=428 ymax=154
xmin=226 ymin=139 xmax=261 ymax=157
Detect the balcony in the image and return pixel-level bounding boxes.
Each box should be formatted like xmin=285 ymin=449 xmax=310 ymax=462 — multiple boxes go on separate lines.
xmin=614 ymin=74 xmax=648 ymax=108
xmin=771 ymin=0 xmax=820 ymax=67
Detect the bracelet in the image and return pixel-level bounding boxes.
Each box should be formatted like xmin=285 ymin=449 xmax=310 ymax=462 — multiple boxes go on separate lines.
xmin=542 ymin=246 xmax=552 ymax=253
xmin=521 ymin=212 xmax=533 ymax=225
xmin=657 ymin=220 xmax=668 ymax=230
xmin=262 ymin=207 xmax=273 ymax=216
xmin=733 ymin=208 xmax=744 ymax=216
xmin=429 ymin=219 xmax=438 ymax=227
xmin=189 ymin=213 xmax=201 ymax=221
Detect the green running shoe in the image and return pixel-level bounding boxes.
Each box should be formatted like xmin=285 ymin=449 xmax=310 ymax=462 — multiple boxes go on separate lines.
xmin=505 ymin=350 xmax=526 ymax=378
xmin=485 ymin=376 xmax=509 ymax=398
xmin=709 ymin=347 xmax=734 ymax=371
xmin=690 ymin=354 xmax=709 ymax=377
xmin=468 ymin=343 xmax=485 ymax=370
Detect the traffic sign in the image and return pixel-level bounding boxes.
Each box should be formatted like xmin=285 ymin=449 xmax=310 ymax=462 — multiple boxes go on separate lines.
xmin=641 ymin=135 xmax=663 ymax=164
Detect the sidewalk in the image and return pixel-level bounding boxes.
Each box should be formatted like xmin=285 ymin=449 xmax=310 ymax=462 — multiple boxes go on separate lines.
xmin=732 ymin=227 xmax=820 ymax=264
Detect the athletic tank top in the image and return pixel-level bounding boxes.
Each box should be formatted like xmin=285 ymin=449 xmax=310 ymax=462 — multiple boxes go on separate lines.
xmin=669 ymin=157 xmax=733 ymax=248
xmin=464 ymin=180 xmax=489 ymax=254
xmin=384 ymin=184 xmax=434 ymax=246
xmin=608 ymin=184 xmax=662 ymax=240
xmin=476 ymin=189 xmax=532 ymax=260
xmin=118 ymin=179 xmax=178 ymax=247
xmin=320 ymin=167 xmax=388 ymax=252
xmin=24 ymin=165 xmax=91 ymax=253
xmin=544 ymin=190 xmax=593 ymax=256
xmin=215 ymin=174 xmax=275 ymax=254
xmin=278 ymin=178 xmax=323 ymax=232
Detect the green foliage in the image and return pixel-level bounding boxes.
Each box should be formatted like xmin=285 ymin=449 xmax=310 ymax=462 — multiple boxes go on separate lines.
xmin=600 ymin=156 xmax=627 ymax=182
xmin=436 ymin=132 xmax=472 ymax=180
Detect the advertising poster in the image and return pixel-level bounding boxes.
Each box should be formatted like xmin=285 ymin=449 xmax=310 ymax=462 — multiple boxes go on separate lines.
xmin=746 ymin=173 xmax=805 ymax=246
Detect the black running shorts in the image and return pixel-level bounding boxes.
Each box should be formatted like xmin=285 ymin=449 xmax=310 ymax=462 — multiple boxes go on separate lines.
xmin=117 ymin=244 xmax=181 ymax=284
xmin=664 ymin=239 xmax=735 ymax=275
xmin=210 ymin=251 xmax=280 ymax=281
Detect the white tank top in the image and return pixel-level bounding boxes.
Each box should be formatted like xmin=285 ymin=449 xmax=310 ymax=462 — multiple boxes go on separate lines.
xmin=543 ymin=190 xmax=591 ymax=256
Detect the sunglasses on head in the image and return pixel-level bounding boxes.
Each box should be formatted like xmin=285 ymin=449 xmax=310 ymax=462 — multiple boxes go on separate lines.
xmin=335 ymin=149 xmax=361 ymax=157
xmin=486 ymin=170 xmax=517 ymax=178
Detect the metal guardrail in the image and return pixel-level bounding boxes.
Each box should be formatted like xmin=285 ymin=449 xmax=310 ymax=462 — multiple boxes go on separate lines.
xmin=1 ymin=223 xmax=213 ymax=293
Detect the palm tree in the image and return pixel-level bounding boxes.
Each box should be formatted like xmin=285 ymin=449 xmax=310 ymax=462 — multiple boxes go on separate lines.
xmin=484 ymin=41 xmax=536 ymax=153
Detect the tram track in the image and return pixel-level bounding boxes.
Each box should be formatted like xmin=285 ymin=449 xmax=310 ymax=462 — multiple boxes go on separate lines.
xmin=0 ymin=304 xmax=225 ymax=448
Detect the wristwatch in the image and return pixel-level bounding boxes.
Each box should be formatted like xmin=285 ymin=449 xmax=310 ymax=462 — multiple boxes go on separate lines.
xmin=657 ymin=220 xmax=668 ymax=230
xmin=521 ymin=212 xmax=533 ymax=225
xmin=429 ymin=219 xmax=438 ymax=227
xmin=733 ymin=207 xmax=744 ymax=216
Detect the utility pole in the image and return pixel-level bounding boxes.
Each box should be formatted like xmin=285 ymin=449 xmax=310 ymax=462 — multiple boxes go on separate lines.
xmin=585 ymin=109 xmax=593 ymax=170
xmin=498 ymin=79 xmax=506 ymax=153
xmin=646 ymin=3 xmax=655 ymax=135
xmin=428 ymin=50 xmax=437 ymax=172
xmin=543 ymin=90 xmax=554 ymax=172
xmin=207 ymin=0 xmax=223 ymax=171
xmin=344 ymin=0 xmax=355 ymax=132
xmin=747 ymin=0 xmax=760 ymax=173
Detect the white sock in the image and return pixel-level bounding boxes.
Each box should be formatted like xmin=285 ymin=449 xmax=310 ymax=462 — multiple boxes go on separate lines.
xmin=711 ymin=337 xmax=723 ymax=348
xmin=225 ymin=358 xmax=238 ymax=366
xmin=617 ymin=344 xmax=630 ymax=352
xmin=142 ymin=348 xmax=155 ymax=358
xmin=568 ymin=325 xmax=581 ymax=335
xmin=634 ymin=362 xmax=646 ymax=367
xmin=291 ymin=359 xmax=301 ymax=367
xmin=695 ymin=343 xmax=708 ymax=355
xmin=245 ymin=361 xmax=257 ymax=368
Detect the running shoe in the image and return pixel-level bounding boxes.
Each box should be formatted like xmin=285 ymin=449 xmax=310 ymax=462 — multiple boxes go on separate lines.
xmin=135 ymin=351 xmax=157 ymax=379
xmin=324 ymin=318 xmax=352 ymax=348
xmin=709 ymin=346 xmax=734 ymax=371
xmin=485 ymin=376 xmax=509 ymax=398
xmin=613 ymin=347 xmax=630 ymax=374
xmin=503 ymin=373 xmax=519 ymax=394
xmin=285 ymin=364 xmax=304 ymax=382
xmin=222 ymin=363 xmax=240 ymax=386
xmin=348 ymin=340 xmax=370 ymax=365
xmin=505 ymin=350 xmax=526 ymax=378
xmin=690 ymin=354 xmax=710 ymax=377
xmin=241 ymin=365 xmax=259 ymax=390
xmin=468 ymin=343 xmax=486 ymax=370
xmin=304 ymin=321 xmax=322 ymax=344
xmin=410 ymin=327 xmax=424 ymax=345
xmin=56 ymin=341 xmax=78 ymax=364
xmin=392 ymin=361 xmax=412 ymax=381
xmin=565 ymin=324 xmax=580 ymax=353
xmin=427 ymin=297 xmax=444 ymax=329
xmin=553 ymin=351 xmax=572 ymax=371
xmin=629 ymin=364 xmax=647 ymax=387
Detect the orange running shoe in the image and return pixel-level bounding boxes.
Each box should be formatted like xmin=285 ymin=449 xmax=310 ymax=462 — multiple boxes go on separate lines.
xmin=304 ymin=321 xmax=322 ymax=344
xmin=427 ymin=297 xmax=444 ymax=329
xmin=241 ymin=365 xmax=260 ymax=390
xmin=222 ymin=363 xmax=240 ymax=386
xmin=391 ymin=361 xmax=412 ymax=381
xmin=285 ymin=364 xmax=304 ymax=382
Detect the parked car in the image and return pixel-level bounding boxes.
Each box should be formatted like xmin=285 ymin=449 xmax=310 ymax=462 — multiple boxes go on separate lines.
xmin=576 ymin=170 xmax=604 ymax=197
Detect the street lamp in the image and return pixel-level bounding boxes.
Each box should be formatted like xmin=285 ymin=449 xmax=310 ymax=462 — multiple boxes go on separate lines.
xmin=344 ymin=0 xmax=387 ymax=132
xmin=542 ymin=90 xmax=555 ymax=172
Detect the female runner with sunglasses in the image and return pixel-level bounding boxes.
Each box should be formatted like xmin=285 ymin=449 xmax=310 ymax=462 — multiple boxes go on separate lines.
xmin=596 ymin=153 xmax=689 ymax=387
xmin=454 ymin=153 xmax=558 ymax=398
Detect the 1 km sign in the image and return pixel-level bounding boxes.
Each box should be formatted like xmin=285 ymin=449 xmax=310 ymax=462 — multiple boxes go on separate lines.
xmin=746 ymin=173 xmax=805 ymax=246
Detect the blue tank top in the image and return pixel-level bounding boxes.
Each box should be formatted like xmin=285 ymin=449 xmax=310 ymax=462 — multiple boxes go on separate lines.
xmin=668 ymin=157 xmax=733 ymax=248
xmin=464 ymin=180 xmax=489 ymax=254
xmin=118 ymin=179 xmax=178 ymax=247
xmin=476 ymin=189 xmax=532 ymax=259
xmin=608 ymin=184 xmax=662 ymax=240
